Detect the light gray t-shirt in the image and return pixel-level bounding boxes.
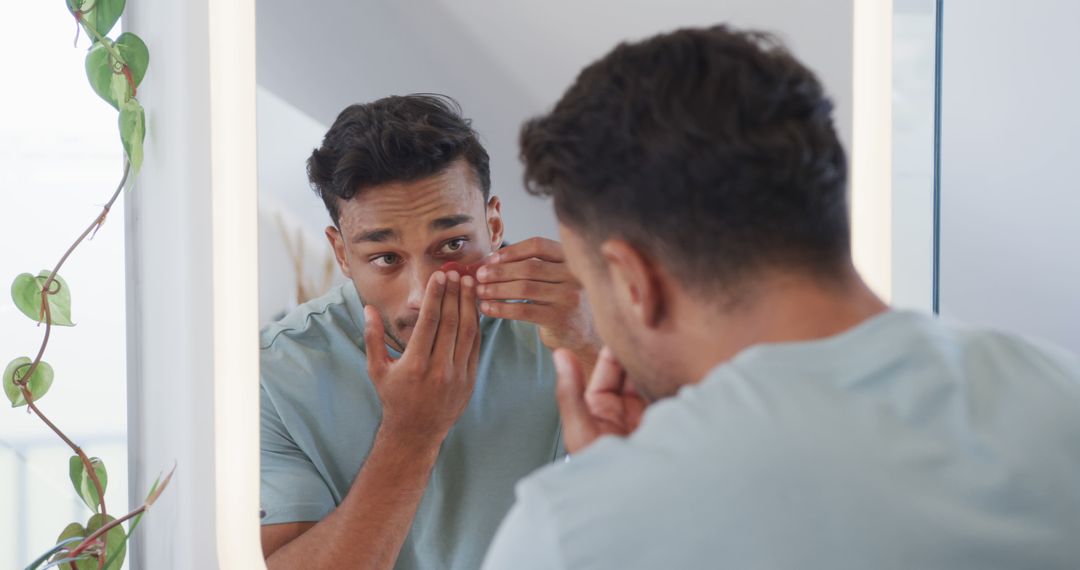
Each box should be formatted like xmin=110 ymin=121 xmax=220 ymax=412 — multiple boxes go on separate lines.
xmin=483 ymin=310 xmax=1080 ymax=569
xmin=260 ymin=282 xmax=563 ymax=570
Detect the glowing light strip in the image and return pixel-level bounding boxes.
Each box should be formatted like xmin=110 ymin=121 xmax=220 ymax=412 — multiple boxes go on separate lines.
xmin=208 ymin=0 xmax=265 ymax=566
xmin=851 ymin=0 xmax=894 ymax=301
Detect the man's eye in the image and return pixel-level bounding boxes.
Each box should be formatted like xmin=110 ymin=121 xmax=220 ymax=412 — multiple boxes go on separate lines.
xmin=440 ymin=238 xmax=467 ymax=255
xmin=371 ymin=254 xmax=401 ymax=268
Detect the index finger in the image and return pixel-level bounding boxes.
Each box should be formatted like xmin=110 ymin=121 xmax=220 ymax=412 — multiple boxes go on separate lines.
xmin=489 ymin=237 xmax=565 ymax=264
xmin=405 ymin=271 xmax=447 ymax=358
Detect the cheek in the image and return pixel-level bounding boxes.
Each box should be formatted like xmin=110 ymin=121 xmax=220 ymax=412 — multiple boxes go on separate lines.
xmin=353 ymin=271 xmax=404 ymax=314
xmin=580 ymin=280 xmax=618 ymax=341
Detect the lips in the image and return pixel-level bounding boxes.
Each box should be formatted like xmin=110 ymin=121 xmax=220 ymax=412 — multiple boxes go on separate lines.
xmin=439 ymin=261 xmax=481 ymax=279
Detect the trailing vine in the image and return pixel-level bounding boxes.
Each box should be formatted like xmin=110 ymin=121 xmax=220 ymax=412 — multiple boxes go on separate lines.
xmin=5 ymin=1 xmax=174 ymax=569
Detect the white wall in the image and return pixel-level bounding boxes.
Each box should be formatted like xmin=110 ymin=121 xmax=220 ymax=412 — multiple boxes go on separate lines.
xmin=256 ymin=0 xmax=855 ymax=245
xmin=124 ymin=0 xmax=220 ymax=567
xmin=890 ymin=0 xmax=936 ymax=311
xmin=939 ymin=0 xmax=1080 ymax=352
xmin=256 ymin=87 xmax=344 ymax=326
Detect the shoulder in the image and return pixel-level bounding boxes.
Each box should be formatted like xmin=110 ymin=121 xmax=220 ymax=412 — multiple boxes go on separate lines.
xmin=259 ymin=283 xmax=367 ymax=395
xmin=260 ymin=282 xmax=363 ymax=353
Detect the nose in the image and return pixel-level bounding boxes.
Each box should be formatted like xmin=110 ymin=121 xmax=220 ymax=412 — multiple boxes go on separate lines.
xmin=405 ymin=264 xmax=429 ymax=312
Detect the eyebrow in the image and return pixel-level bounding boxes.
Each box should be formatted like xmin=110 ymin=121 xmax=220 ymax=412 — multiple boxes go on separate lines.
xmin=430 ymin=214 xmax=473 ymax=231
xmin=350 ymin=215 xmax=474 ymax=244
xmin=351 ymin=228 xmax=399 ymax=244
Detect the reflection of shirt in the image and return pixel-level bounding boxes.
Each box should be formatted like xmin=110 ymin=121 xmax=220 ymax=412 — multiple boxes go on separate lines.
xmin=483 ymin=310 xmax=1080 ymax=570
xmin=260 ymin=281 xmax=563 ymax=570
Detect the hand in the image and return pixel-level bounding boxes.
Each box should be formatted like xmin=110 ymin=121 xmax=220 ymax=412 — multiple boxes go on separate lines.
xmin=363 ymin=270 xmax=481 ymax=442
xmin=476 ymin=237 xmax=599 ymax=360
xmin=554 ymin=346 xmax=646 ymax=454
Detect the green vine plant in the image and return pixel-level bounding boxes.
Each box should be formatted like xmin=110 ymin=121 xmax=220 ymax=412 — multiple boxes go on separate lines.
xmin=5 ymin=1 xmax=174 ymax=569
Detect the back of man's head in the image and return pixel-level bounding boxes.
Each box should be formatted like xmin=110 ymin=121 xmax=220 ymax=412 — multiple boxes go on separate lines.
xmin=520 ymin=25 xmax=850 ymax=297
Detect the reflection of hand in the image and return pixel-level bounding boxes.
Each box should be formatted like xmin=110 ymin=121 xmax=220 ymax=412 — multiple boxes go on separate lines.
xmin=363 ymin=270 xmax=481 ymax=442
xmin=476 ymin=237 xmax=599 ymax=360
xmin=554 ymin=347 xmax=646 ymax=454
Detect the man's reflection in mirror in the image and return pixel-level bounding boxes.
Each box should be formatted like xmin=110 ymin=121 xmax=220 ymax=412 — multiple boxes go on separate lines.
xmin=258 ymin=94 xmax=600 ymax=569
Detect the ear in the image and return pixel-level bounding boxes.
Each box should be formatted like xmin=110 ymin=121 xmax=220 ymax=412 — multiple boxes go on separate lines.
xmin=326 ymin=225 xmax=352 ymax=279
xmin=599 ymin=239 xmax=664 ymax=329
xmin=485 ymin=195 xmax=505 ymax=249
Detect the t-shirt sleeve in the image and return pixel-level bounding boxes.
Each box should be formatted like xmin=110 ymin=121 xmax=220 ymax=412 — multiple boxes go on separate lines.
xmin=260 ymin=383 xmax=335 ymax=525
xmin=481 ymin=480 xmax=566 ymax=570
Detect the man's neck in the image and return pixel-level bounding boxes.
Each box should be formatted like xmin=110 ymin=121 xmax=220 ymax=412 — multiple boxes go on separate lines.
xmin=674 ymin=268 xmax=889 ymax=384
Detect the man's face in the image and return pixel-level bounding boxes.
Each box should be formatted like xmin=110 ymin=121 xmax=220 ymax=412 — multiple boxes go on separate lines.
xmin=327 ymin=159 xmax=503 ymax=351
xmin=559 ymin=223 xmax=665 ymax=401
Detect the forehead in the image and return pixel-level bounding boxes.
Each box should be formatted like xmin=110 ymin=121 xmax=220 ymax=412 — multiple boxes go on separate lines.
xmin=337 ymin=160 xmax=484 ymax=235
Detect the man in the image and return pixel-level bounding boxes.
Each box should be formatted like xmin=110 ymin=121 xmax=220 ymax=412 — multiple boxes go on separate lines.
xmin=483 ymin=26 xmax=1080 ymax=569
xmin=259 ymin=94 xmax=597 ymax=569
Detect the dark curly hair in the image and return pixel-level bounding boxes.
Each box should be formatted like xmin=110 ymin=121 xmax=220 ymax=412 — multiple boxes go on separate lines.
xmin=520 ymin=26 xmax=849 ymax=292
xmin=308 ymin=94 xmax=491 ymax=226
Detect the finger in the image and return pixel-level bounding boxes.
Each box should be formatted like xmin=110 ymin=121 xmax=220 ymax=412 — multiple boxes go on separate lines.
xmin=432 ymin=270 xmax=461 ymax=365
xmin=624 ymin=395 xmax=647 ymax=432
xmin=583 ymin=347 xmax=630 ymax=426
xmin=363 ymin=305 xmax=390 ymax=380
xmin=406 ymin=271 xmax=446 ymax=359
xmin=584 ymin=347 xmax=627 ymax=397
xmin=479 ymin=300 xmax=557 ymax=327
xmin=476 ymin=257 xmax=568 ymax=284
xmin=467 ymin=310 xmax=482 ymax=385
xmin=487 ymin=237 xmax=566 ymax=265
xmin=455 ymin=275 xmax=480 ymax=367
xmin=477 ymin=280 xmax=572 ymax=304
xmin=553 ymin=349 xmax=599 ymax=454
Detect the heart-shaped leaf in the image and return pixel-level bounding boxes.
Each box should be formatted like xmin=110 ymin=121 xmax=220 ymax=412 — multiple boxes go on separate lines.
xmin=4 ymin=357 xmax=54 ymax=407
xmin=44 ymin=523 xmax=90 ymax=570
xmin=69 ymin=456 xmax=109 ymax=513
xmin=85 ymin=41 xmax=124 ymax=110
xmin=11 ymin=271 xmax=74 ymax=326
xmin=114 ymin=33 xmax=149 ymax=89
xmin=119 ymin=100 xmax=145 ymax=174
xmin=76 ymin=0 xmax=126 ymax=39
xmin=84 ymin=33 xmax=148 ymax=110
xmin=85 ymin=514 xmax=126 ymax=570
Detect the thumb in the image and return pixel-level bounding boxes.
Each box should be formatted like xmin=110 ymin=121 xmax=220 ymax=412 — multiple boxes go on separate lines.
xmin=553 ymin=348 xmax=597 ymax=453
xmin=363 ymin=305 xmax=390 ymax=379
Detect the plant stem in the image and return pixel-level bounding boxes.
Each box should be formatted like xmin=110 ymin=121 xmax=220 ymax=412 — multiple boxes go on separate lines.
xmin=11 ymin=161 xmax=129 ymax=568
xmin=16 ymin=161 xmax=129 ymax=387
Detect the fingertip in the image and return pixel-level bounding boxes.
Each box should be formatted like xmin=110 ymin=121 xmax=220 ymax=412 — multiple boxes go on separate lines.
xmin=363 ymin=305 xmax=378 ymax=328
xmin=462 ymin=275 xmax=475 ymax=288
xmin=553 ymin=349 xmax=575 ymax=378
xmin=434 ymin=271 xmax=447 ymax=285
